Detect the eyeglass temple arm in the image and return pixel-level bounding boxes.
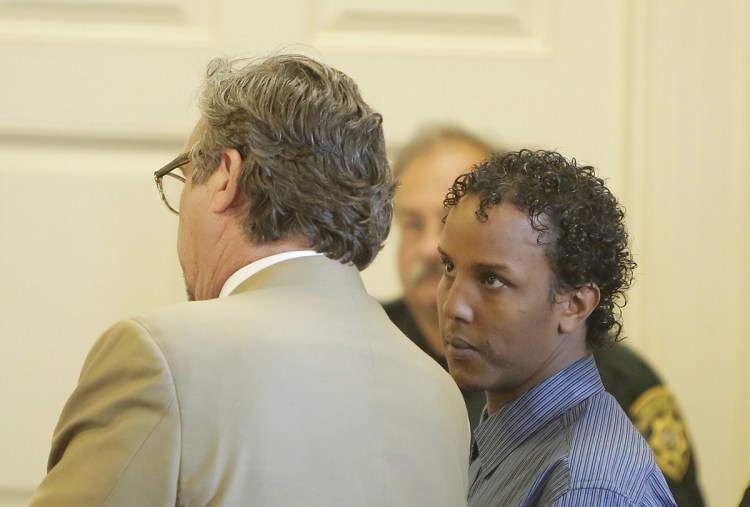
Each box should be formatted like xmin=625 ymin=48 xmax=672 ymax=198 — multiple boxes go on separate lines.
xmin=154 ymin=153 xmax=190 ymax=178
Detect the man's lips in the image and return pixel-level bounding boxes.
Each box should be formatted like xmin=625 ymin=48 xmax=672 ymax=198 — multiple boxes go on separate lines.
xmin=444 ymin=336 xmax=479 ymax=359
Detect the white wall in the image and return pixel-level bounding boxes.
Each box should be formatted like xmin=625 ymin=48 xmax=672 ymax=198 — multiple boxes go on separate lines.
xmin=0 ymin=1 xmax=747 ymax=505
xmin=621 ymin=3 xmax=750 ymax=505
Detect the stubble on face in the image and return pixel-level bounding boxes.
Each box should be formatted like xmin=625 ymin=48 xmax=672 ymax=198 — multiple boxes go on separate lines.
xmin=438 ymin=197 xmax=580 ymax=411
xmin=184 ymin=276 xmax=195 ymax=302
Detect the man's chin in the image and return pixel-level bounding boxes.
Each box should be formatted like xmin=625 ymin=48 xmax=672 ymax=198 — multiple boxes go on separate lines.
xmin=450 ymin=376 xmax=485 ymax=393
xmin=445 ymin=361 xmax=485 ymax=392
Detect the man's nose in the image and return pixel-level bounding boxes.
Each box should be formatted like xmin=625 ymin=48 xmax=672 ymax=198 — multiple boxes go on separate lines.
xmin=440 ymin=277 xmax=474 ymax=324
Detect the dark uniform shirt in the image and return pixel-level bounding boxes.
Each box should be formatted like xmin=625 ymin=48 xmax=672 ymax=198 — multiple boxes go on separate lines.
xmin=383 ymin=298 xmax=706 ymax=507
xmin=739 ymin=482 xmax=750 ymax=507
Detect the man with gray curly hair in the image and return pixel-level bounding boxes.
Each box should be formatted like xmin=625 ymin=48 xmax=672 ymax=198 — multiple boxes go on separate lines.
xmin=30 ymin=54 xmax=470 ymax=506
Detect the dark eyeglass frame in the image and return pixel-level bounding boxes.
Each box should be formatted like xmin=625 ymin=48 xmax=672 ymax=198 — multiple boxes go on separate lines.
xmin=154 ymin=153 xmax=189 ymax=215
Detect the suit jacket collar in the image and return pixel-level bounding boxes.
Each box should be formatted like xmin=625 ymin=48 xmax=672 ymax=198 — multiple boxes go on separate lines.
xmin=230 ymin=255 xmax=365 ymax=295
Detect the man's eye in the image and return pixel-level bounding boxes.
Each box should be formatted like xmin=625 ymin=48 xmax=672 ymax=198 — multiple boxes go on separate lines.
xmin=441 ymin=260 xmax=455 ymax=274
xmin=484 ymin=274 xmax=505 ymax=288
xmin=399 ymin=219 xmax=424 ymax=232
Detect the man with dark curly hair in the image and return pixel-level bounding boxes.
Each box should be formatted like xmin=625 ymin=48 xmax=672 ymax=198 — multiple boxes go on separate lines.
xmin=438 ymin=149 xmax=676 ymax=505
xmin=385 ymin=125 xmax=704 ymax=505
xmin=29 ymin=54 xmax=470 ymax=506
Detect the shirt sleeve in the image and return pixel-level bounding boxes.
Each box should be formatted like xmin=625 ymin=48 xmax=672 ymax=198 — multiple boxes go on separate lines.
xmin=29 ymin=319 xmax=181 ymax=507
xmin=552 ymin=471 xmax=677 ymax=507
xmin=595 ymin=345 xmax=705 ymax=507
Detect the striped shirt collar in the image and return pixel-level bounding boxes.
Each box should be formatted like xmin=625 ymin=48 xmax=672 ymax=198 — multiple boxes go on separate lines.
xmin=472 ymin=355 xmax=603 ymax=480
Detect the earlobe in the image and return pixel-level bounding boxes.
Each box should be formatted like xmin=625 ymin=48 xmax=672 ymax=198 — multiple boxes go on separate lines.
xmin=210 ymin=148 xmax=244 ymax=213
xmin=558 ymin=284 xmax=601 ymax=335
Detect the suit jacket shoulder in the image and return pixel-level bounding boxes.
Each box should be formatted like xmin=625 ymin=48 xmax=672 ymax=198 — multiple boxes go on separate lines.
xmin=30 ymin=318 xmax=181 ymax=506
xmin=33 ymin=257 xmax=470 ymax=507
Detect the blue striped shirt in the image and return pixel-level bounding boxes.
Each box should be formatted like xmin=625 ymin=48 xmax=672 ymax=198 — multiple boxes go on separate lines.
xmin=467 ymin=355 xmax=676 ymax=506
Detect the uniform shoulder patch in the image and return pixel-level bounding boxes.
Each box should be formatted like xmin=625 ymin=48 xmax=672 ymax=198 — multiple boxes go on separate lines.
xmin=630 ymin=385 xmax=691 ymax=482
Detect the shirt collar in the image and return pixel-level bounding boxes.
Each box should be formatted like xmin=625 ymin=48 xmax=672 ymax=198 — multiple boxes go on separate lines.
xmin=219 ymin=250 xmax=323 ymax=298
xmin=472 ymin=355 xmax=603 ymax=478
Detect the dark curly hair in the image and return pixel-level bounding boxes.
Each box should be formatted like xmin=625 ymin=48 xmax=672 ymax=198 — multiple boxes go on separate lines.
xmin=191 ymin=54 xmax=395 ymax=270
xmin=444 ymin=149 xmax=636 ymax=350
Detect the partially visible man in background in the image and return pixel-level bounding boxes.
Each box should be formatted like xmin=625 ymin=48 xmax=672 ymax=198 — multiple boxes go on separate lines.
xmin=384 ymin=126 xmax=492 ymax=428
xmin=383 ymin=124 xmax=705 ymax=506
xmin=30 ymin=55 xmax=470 ymax=507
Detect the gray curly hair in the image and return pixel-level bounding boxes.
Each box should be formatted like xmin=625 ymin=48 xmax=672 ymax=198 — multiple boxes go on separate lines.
xmin=190 ymin=54 xmax=395 ymax=270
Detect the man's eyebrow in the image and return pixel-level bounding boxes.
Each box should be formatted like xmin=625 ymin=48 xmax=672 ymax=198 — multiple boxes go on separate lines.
xmin=437 ymin=245 xmax=514 ymax=273
xmin=474 ymin=262 xmax=513 ymax=273
xmin=396 ymin=208 xmax=422 ymax=217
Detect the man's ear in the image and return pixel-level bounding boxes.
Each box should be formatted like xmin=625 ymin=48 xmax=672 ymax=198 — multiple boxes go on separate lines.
xmin=210 ymin=148 xmax=244 ymax=213
xmin=558 ymin=284 xmax=601 ymax=335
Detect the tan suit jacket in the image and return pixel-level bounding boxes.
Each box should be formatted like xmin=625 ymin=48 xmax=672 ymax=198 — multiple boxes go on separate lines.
xmin=30 ymin=256 xmax=470 ymax=506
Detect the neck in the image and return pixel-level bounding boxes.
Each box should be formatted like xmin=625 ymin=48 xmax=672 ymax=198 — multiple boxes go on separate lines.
xmin=190 ymin=233 xmax=311 ymax=301
xmin=484 ymin=339 xmax=588 ymax=415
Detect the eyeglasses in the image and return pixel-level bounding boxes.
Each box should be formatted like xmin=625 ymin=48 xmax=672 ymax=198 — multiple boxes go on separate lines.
xmin=154 ymin=152 xmax=189 ymax=215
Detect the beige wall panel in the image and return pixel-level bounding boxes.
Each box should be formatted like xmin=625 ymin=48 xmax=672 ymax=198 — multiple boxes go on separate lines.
xmin=311 ymin=0 xmax=552 ymax=57
xmin=0 ymin=139 xmax=186 ymax=502
xmin=323 ymin=0 xmax=628 ymax=183
xmin=0 ymin=1 xmax=216 ymax=138
xmin=625 ymin=2 xmax=750 ymax=505
xmin=344 ymin=0 xmax=630 ymax=300
xmin=0 ymin=0 xmax=214 ymax=44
